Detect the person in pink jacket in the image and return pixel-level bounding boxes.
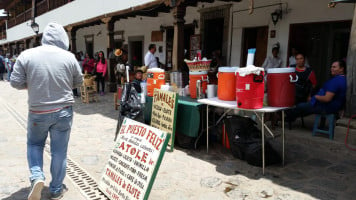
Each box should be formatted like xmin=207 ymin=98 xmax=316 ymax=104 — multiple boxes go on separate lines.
xmin=95 ymin=51 xmax=107 ymax=95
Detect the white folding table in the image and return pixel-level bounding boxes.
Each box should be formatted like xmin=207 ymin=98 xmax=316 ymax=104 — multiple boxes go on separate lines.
xmin=198 ymin=97 xmax=290 ymax=175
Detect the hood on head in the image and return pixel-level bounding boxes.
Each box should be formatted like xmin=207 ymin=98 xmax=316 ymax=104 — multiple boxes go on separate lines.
xmin=41 ymin=22 xmax=69 ymax=50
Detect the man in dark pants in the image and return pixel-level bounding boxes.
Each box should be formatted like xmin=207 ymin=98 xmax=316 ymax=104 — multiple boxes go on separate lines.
xmin=286 ymin=59 xmax=346 ymax=122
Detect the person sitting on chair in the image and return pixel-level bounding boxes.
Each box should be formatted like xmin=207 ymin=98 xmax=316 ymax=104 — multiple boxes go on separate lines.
xmin=286 ymin=59 xmax=347 ymax=122
xmin=293 ymin=53 xmax=317 ymax=104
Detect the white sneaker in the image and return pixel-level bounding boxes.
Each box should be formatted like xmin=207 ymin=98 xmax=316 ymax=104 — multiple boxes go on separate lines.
xmin=28 ymin=179 xmax=44 ymax=200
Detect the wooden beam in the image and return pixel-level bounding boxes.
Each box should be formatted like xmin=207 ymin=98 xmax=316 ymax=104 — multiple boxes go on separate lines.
xmin=0 ymin=0 xmax=21 ymax=10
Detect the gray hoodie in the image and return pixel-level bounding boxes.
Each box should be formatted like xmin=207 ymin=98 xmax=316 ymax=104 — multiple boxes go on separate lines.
xmin=10 ymin=22 xmax=83 ymax=111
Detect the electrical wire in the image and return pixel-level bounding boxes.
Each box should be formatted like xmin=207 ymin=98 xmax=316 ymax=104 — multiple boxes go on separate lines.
xmin=345 ymin=114 xmax=356 ymax=151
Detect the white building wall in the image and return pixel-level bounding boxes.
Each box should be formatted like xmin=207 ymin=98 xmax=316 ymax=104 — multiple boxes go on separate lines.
xmin=2 ymin=0 xmax=354 ymax=67
xmin=229 ymin=0 xmax=354 ymax=67
xmin=75 ymin=5 xmax=202 ymax=65
xmin=0 ymin=0 xmax=155 ymax=44
xmin=74 ymin=0 xmax=355 ymax=66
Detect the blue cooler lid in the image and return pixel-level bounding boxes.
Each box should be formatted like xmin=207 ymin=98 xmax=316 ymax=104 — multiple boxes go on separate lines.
xmin=218 ymin=66 xmax=239 ymax=73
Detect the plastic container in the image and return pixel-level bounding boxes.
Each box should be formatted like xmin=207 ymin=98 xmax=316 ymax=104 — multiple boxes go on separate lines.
xmin=236 ymin=67 xmax=264 ymax=109
xmin=147 ymin=68 xmax=165 ymax=96
xmin=189 ymin=71 xmax=208 ymax=99
xmin=217 ymin=67 xmax=239 ymax=101
xmin=246 ymin=48 xmax=256 ymax=66
xmin=267 ymin=68 xmax=298 ymax=107
xmin=170 ymin=72 xmax=183 ymax=88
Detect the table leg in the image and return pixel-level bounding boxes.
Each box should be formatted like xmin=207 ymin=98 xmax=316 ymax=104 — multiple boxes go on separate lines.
xmin=207 ymin=105 xmax=209 ymax=153
xmin=262 ymin=112 xmax=265 ymax=175
xmin=282 ymin=110 xmax=285 ymax=166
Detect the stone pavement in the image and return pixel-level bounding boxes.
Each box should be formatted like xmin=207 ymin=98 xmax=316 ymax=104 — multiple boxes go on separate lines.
xmin=0 ymin=80 xmax=356 ymax=200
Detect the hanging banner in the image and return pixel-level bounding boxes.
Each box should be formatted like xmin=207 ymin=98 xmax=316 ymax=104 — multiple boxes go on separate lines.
xmin=98 ymin=118 xmax=170 ymax=200
xmin=150 ymin=88 xmax=178 ymax=151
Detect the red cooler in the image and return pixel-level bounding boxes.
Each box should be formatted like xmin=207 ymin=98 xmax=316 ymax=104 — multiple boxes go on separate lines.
xmin=236 ymin=71 xmax=264 ymax=109
xmin=267 ymin=68 xmax=297 ymax=107
xmin=217 ymin=67 xmax=238 ymax=101
xmin=189 ymin=71 xmax=208 ymax=99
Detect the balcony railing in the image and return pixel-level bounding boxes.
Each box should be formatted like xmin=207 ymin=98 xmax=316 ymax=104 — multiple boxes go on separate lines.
xmin=7 ymin=0 xmax=74 ymax=29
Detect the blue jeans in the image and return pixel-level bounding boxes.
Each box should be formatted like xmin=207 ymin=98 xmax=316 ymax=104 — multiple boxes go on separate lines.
xmin=27 ymin=106 xmax=73 ymax=194
xmin=7 ymin=70 xmax=11 ymax=81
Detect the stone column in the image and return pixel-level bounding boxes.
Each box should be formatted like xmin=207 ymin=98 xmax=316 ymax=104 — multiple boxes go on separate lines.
xmin=172 ymin=4 xmax=186 ymax=71
xmin=24 ymin=39 xmax=31 ymax=50
xmin=102 ymin=17 xmax=117 ymax=92
xmin=15 ymin=42 xmax=19 ymax=55
xmin=33 ymin=35 xmax=40 ymax=47
xmin=67 ymin=26 xmax=77 ymax=53
xmin=9 ymin=43 xmax=13 ymax=55
xmin=346 ymin=6 xmax=356 ymax=116
xmin=6 ymin=43 xmax=10 ymax=54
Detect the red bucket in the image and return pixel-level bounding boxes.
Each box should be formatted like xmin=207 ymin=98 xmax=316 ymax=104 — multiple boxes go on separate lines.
xmin=267 ymin=68 xmax=297 ymax=107
xmin=236 ymin=72 xmax=264 ymax=109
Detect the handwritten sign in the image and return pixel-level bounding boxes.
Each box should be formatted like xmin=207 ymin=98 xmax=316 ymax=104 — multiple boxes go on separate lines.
xmin=98 ymin=118 xmax=170 ymax=200
xmin=150 ymin=88 xmax=178 ymax=151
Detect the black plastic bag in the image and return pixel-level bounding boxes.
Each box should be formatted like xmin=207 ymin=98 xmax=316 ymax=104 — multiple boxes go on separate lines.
xmin=114 ymin=82 xmax=144 ymax=141
xmin=245 ymin=141 xmax=282 ymax=167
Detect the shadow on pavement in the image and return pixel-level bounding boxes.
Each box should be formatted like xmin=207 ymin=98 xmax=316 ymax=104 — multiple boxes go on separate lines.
xmin=2 ymin=186 xmax=51 ymax=200
xmin=175 ymin=118 xmax=356 ymax=200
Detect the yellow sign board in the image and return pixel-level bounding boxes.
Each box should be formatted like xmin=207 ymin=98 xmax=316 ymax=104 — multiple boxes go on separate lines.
xmin=150 ymin=88 xmax=178 ymax=151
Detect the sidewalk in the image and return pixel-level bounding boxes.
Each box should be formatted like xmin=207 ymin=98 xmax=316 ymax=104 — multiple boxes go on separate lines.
xmin=1 ymin=80 xmax=356 ymax=200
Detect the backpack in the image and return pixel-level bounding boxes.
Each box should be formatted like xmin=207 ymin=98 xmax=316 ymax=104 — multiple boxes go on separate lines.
xmin=224 ymin=115 xmax=260 ymax=159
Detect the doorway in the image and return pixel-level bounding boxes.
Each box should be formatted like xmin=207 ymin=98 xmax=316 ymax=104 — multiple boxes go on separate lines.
xmin=128 ymin=36 xmax=144 ymax=67
xmin=84 ymin=34 xmax=94 ymax=56
xmin=203 ymin=18 xmax=224 ymax=60
xmin=289 ymin=21 xmax=351 ymax=85
xmin=241 ymin=26 xmax=269 ymax=67
xmin=165 ymin=24 xmax=195 ymax=65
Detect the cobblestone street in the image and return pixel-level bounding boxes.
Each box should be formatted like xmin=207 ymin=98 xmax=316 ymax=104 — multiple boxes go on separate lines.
xmin=0 ymin=81 xmax=355 ymax=200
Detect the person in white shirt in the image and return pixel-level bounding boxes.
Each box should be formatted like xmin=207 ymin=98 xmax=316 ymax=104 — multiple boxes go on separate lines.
xmin=289 ymin=47 xmax=298 ymax=66
xmin=144 ymin=44 xmax=158 ymax=69
xmin=262 ymin=46 xmax=282 ymax=71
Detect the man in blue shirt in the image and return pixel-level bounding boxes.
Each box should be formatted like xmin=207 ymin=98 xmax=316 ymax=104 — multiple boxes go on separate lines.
xmin=286 ymin=59 xmax=347 ymax=121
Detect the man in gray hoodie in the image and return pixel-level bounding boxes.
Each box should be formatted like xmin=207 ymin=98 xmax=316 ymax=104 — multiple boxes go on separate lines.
xmin=10 ymin=22 xmax=83 ymax=200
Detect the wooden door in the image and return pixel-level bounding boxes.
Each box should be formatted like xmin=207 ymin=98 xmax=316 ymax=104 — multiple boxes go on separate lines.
xmin=241 ymin=26 xmax=268 ymax=67
xmin=289 ymin=21 xmax=351 ymax=85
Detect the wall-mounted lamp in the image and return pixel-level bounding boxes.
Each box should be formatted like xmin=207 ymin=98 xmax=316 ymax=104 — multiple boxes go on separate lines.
xmin=31 ymin=21 xmax=39 ymax=34
xmin=192 ymin=19 xmax=198 ymax=28
xmin=271 ymin=8 xmax=282 ymax=26
xmin=160 ymin=25 xmax=165 ymax=33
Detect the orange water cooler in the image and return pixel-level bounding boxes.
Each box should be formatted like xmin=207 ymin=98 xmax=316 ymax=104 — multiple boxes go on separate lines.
xmin=217 ymin=67 xmax=239 ymax=101
xmin=147 ymin=68 xmax=165 ymax=96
